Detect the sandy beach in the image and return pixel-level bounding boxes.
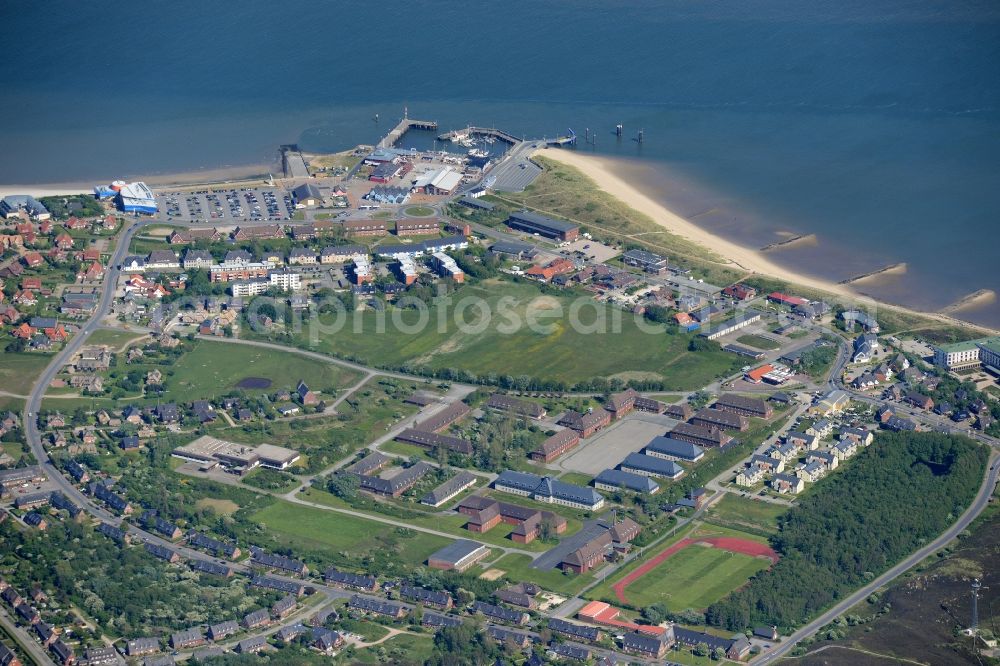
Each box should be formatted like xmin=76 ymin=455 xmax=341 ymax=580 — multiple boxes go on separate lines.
xmin=537 ymin=148 xmax=859 ymax=300
xmin=536 ymin=149 xmax=1000 ymax=334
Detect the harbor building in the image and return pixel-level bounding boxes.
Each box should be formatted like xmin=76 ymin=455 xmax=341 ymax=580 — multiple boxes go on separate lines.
xmin=505 ymin=210 xmax=579 ymax=241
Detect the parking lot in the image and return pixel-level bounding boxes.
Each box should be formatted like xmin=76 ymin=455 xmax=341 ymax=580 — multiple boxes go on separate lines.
xmin=555 ymin=413 xmax=677 ymax=475
xmin=155 ymin=187 xmax=294 ymax=223
xmin=561 ymin=238 xmax=620 ymax=264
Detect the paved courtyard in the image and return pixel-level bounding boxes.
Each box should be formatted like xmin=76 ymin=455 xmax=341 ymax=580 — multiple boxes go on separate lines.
xmin=554 ymin=413 xmax=678 ymax=476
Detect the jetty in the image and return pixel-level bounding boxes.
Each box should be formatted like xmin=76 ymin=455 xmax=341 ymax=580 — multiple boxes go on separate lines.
xmin=378 ymin=117 xmax=439 ymax=149
xmin=438 ymin=126 xmax=523 ymax=145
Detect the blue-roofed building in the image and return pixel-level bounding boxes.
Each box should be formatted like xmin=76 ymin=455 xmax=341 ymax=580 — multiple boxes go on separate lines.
xmin=644 ymin=436 xmax=705 ymax=462
xmin=618 ymin=453 xmax=685 ymax=480
xmin=493 ymin=471 xmax=605 ymax=511
xmin=593 ymin=469 xmax=660 ymax=494
xmin=117 ymin=182 xmax=158 ymax=215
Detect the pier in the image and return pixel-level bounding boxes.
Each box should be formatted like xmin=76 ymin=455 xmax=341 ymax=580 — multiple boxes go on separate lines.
xmin=378 ymin=117 xmax=440 ymax=149
xmin=438 ymin=126 xmax=523 ymax=145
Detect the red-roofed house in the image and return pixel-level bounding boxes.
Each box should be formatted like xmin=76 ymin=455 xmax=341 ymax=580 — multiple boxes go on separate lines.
xmin=39 ymin=219 xmax=53 ymax=234
xmin=81 ymin=248 xmax=101 ymax=262
xmin=102 ymin=215 xmax=117 ymax=229
xmin=21 ymin=277 xmax=42 ymax=290
xmin=44 ymin=325 xmax=68 ymax=342
xmin=0 ymin=234 xmax=23 ymax=250
xmin=722 ymin=283 xmax=757 ymax=301
xmin=22 ymin=252 xmax=43 ymax=268
xmin=767 ymin=292 xmax=807 ymax=307
xmin=54 ymin=233 xmax=74 ymax=249
xmin=13 ymin=289 xmax=36 ymax=305
xmin=15 ymin=223 xmax=34 ymax=236
xmin=12 ymin=323 xmax=35 ymax=339
xmin=77 ymin=262 xmax=104 ymax=282
xmin=525 ymin=258 xmax=575 ymax=282
xmin=64 ymin=216 xmax=88 ymax=230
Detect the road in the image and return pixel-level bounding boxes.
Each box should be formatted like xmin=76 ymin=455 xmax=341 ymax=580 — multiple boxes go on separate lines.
xmin=0 ymin=605 xmax=55 ymax=666
xmin=755 ymin=454 xmax=1000 ymax=664
xmin=14 ymin=212 xmax=1000 ymax=664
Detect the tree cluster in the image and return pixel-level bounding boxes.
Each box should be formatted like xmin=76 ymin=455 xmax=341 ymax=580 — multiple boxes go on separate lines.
xmin=706 ymin=432 xmax=987 ymax=631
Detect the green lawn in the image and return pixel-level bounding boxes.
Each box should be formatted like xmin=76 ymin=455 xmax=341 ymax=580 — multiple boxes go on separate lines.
xmin=338 ymin=618 xmax=390 ymax=642
xmin=0 ymin=353 xmax=52 ymax=395
xmin=489 ymin=553 xmax=594 ymax=597
xmin=702 ymin=494 xmax=788 ymax=536
xmin=87 ymin=329 xmax=149 ymax=349
xmin=0 ymin=396 xmax=25 ymax=413
xmin=297 ymin=487 xmax=568 ymax=553
xmin=167 ymin=339 xmax=364 ymax=397
xmin=213 ymin=376 xmax=423 ymax=472
xmin=403 ymin=206 xmax=435 ymax=217
xmin=348 ymin=633 xmax=435 ymax=664
xmin=252 ymin=500 xmax=450 ymax=566
xmin=618 ymin=544 xmax=771 ymax=611
xmin=735 ymin=334 xmax=781 ymax=351
xmin=274 ymin=279 xmax=740 ymax=389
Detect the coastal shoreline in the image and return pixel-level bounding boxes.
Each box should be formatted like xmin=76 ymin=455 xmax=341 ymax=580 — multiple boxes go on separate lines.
xmin=535 ymin=148 xmax=858 ymax=299
xmin=534 ymin=148 xmax=998 ymax=335
xmin=0 ymin=162 xmax=275 ymax=200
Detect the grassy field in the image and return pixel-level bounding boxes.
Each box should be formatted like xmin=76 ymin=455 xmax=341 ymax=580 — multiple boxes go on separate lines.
xmin=0 ymin=354 xmax=52 ymax=395
xmin=702 ymin=493 xmax=788 ymax=536
xmin=278 ymin=280 xmax=740 ymax=389
xmin=168 ymin=340 xmax=364 ymax=397
xmin=252 ymin=500 xmax=450 ymax=566
xmin=488 ymin=553 xmax=594 ymax=597
xmin=618 ymin=544 xmax=771 ymax=611
xmin=87 ymin=329 xmax=149 ymax=349
xmin=297 ymin=487 xmax=571 ymax=553
xmin=195 ymin=497 xmax=240 ymax=516
xmin=349 ymin=633 xmax=435 ymax=664
xmin=213 ymin=376 xmax=424 ymax=472
xmin=403 ymin=205 xmax=435 ymax=217
xmin=735 ymin=334 xmax=781 ymax=351
xmin=0 ymin=396 xmax=24 ymax=413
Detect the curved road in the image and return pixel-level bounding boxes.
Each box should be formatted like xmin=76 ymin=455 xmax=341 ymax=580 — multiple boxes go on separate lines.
xmin=756 ymin=455 xmax=999 ymax=664
xmin=15 ymin=217 xmax=1000 ymax=664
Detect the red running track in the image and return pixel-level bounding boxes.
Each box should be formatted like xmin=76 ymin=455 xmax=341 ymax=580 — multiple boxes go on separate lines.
xmin=613 ymin=536 xmax=779 ymax=605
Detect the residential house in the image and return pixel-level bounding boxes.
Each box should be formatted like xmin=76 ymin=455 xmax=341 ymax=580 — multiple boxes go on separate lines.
xmin=770 ymin=473 xmax=804 ymax=495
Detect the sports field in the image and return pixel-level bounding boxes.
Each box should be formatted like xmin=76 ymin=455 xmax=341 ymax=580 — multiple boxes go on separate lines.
xmin=612 ymin=532 xmax=777 ymax=610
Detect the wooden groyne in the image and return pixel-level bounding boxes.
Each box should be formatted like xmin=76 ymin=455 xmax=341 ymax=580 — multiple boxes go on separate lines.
xmin=760 ymin=233 xmax=816 ymax=252
xmin=940 ymin=289 xmax=996 ymax=315
xmin=839 ymin=262 xmax=907 ymax=285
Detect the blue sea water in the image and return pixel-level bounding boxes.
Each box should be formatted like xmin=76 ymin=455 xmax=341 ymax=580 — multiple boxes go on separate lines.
xmin=1 ymin=0 xmax=998 ymax=326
